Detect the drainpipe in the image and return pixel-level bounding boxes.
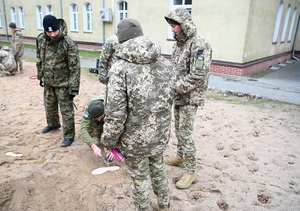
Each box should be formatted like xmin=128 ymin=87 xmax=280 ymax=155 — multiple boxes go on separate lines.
xmin=60 ymin=0 xmax=63 ymax=18
xmin=102 ymin=0 xmax=105 ymax=45
xmin=292 ymin=14 xmax=300 ymax=61
xmin=2 ymin=0 xmax=8 ymax=41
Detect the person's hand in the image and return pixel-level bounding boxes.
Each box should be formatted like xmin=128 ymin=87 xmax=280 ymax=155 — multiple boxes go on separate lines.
xmin=104 ymin=149 xmax=115 ymax=163
xmin=39 ymin=80 xmax=44 ymax=87
xmin=105 ymin=151 xmax=115 ymax=162
xmin=69 ymin=94 xmax=75 ymax=101
xmin=91 ymin=144 xmax=102 ymax=157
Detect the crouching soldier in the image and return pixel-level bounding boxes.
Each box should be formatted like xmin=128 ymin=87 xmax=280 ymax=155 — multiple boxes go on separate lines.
xmin=80 ymin=95 xmax=112 ymax=160
xmin=0 ymin=46 xmax=17 ymax=75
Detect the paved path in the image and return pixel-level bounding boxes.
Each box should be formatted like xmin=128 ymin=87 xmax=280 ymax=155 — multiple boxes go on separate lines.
xmin=208 ymin=60 xmax=300 ymax=105
xmin=24 ymin=49 xmax=300 ymax=105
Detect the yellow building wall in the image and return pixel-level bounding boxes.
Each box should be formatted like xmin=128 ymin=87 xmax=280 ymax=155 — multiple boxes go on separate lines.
xmin=191 ymin=0 xmax=251 ymax=63
xmin=244 ymin=0 xmax=300 ymax=62
xmin=0 ymin=0 xmax=299 ymax=63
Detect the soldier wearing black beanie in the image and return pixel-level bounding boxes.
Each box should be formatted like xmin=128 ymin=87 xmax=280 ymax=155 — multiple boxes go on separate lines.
xmin=43 ymin=15 xmax=60 ymax=32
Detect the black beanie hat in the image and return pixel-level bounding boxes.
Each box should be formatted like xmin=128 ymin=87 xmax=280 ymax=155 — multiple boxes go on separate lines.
xmin=117 ymin=18 xmax=144 ymax=42
xmin=9 ymin=22 xmax=16 ymax=29
xmin=43 ymin=15 xmax=60 ymax=32
xmin=88 ymin=100 xmax=104 ymax=118
xmin=165 ymin=17 xmax=180 ymax=25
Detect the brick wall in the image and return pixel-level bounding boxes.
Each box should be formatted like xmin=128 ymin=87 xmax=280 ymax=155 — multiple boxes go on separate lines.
xmin=211 ymin=52 xmax=292 ymax=76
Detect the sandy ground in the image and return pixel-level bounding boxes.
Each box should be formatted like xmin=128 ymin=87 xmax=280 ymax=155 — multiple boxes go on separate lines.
xmin=0 ymin=61 xmax=300 ymax=211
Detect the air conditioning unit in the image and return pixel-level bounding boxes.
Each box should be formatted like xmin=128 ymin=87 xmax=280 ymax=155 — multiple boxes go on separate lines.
xmin=100 ymin=8 xmax=113 ymax=22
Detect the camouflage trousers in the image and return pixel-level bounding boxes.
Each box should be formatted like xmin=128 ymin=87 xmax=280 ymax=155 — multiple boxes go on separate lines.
xmin=125 ymin=154 xmax=170 ymax=211
xmin=0 ymin=63 xmax=17 ymax=74
xmin=44 ymin=84 xmax=75 ymax=138
xmin=14 ymin=55 xmax=23 ymax=72
xmin=174 ymin=104 xmax=198 ymax=173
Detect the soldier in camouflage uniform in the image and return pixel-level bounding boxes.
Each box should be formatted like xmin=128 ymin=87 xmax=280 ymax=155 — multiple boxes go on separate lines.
xmin=164 ymin=7 xmax=213 ymax=189
xmin=36 ymin=15 xmax=81 ymax=147
xmin=98 ymin=35 xmax=119 ymax=85
xmin=80 ymin=95 xmax=107 ymax=157
xmin=101 ymin=18 xmax=175 ymax=211
xmin=9 ymin=22 xmax=24 ymax=73
xmin=0 ymin=46 xmax=17 ymax=75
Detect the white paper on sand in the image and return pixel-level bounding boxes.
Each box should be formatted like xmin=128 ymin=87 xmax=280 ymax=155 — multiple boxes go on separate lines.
xmin=92 ymin=166 xmax=120 ymax=175
xmin=5 ymin=152 xmax=23 ymax=157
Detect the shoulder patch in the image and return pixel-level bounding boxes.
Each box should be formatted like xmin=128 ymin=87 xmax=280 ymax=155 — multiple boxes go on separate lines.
xmin=195 ymin=50 xmax=204 ymax=70
xmin=83 ymin=110 xmax=89 ymax=119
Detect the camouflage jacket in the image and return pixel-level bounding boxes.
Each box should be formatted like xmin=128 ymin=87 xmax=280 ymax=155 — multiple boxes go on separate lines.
xmin=101 ymin=36 xmax=175 ymax=157
xmin=98 ymin=35 xmax=119 ymax=84
xmin=11 ymin=28 xmax=24 ymax=57
xmin=36 ymin=19 xmax=81 ymax=95
xmin=0 ymin=46 xmax=16 ymax=72
xmin=80 ymin=95 xmax=105 ymax=147
xmin=166 ymin=7 xmax=212 ymax=106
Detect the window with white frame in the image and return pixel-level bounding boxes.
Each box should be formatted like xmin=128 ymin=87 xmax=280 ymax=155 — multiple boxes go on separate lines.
xmin=167 ymin=0 xmax=192 ymax=39
xmin=272 ymin=0 xmax=284 ymax=43
xmin=281 ymin=4 xmax=291 ymax=43
xmin=117 ymin=1 xmax=127 ymax=23
xmin=10 ymin=7 xmax=16 ymax=24
xmin=36 ymin=5 xmax=43 ymax=29
xmin=46 ymin=5 xmax=52 ymax=15
xmin=70 ymin=4 xmax=79 ymax=31
xmin=18 ymin=7 xmax=25 ymax=28
xmin=84 ymin=3 xmax=92 ymax=32
xmin=171 ymin=0 xmax=192 ymax=13
xmin=288 ymin=7 xmax=298 ymax=42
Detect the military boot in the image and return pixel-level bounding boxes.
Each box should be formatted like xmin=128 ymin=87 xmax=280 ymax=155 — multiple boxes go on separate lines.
xmin=175 ymin=172 xmax=198 ymax=189
xmin=165 ymin=156 xmax=184 ymax=167
xmin=152 ymin=201 xmax=169 ymax=211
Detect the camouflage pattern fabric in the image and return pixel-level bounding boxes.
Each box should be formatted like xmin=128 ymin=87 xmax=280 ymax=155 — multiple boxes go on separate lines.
xmin=165 ymin=7 xmax=213 ymax=173
xmin=0 ymin=46 xmax=17 ymax=74
xmin=98 ymin=35 xmax=119 ymax=84
xmin=36 ymin=18 xmax=80 ymax=139
xmin=101 ymin=36 xmax=175 ymax=157
xmin=174 ymin=104 xmax=198 ymax=173
xmin=165 ymin=7 xmax=212 ymax=106
xmin=125 ymin=155 xmax=170 ymax=210
xmin=11 ymin=28 xmax=24 ymax=72
xmin=36 ymin=19 xmax=80 ymax=95
xmin=80 ymin=95 xmax=105 ymax=147
xmin=101 ymin=35 xmax=175 ymax=210
xmin=43 ymin=84 xmax=75 ymax=138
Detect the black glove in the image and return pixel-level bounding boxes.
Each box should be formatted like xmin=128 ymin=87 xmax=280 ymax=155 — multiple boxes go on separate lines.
xmin=69 ymin=95 xmax=75 ymax=101
xmin=39 ymin=80 xmax=44 ymax=87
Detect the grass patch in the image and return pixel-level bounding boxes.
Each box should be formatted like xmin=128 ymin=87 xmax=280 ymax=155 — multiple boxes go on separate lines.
xmin=206 ymin=90 xmax=281 ymax=105
xmin=0 ymin=41 xmax=101 ymax=59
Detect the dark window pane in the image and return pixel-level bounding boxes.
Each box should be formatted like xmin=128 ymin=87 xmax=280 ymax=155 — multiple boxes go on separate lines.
xmin=174 ymin=0 xmax=182 ymax=5
xmin=185 ymin=0 xmax=192 ymax=5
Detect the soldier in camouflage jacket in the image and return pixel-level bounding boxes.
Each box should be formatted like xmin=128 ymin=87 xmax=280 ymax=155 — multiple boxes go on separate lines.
xmin=98 ymin=35 xmax=119 ymax=85
xmin=101 ymin=19 xmax=175 ymax=210
xmin=9 ymin=22 xmax=24 ymax=73
xmin=36 ymin=15 xmax=81 ymax=147
xmin=165 ymin=7 xmax=213 ymax=189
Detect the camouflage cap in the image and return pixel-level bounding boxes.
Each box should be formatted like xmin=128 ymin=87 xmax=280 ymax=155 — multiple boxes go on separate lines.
xmin=1 ymin=46 xmax=10 ymax=51
xmin=9 ymin=22 xmax=16 ymax=29
xmin=117 ymin=18 xmax=144 ymax=42
xmin=88 ymin=100 xmax=104 ymax=118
